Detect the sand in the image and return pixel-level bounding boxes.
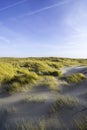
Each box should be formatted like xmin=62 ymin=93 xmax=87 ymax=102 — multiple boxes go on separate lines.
xmin=0 ymin=66 xmax=87 ymax=130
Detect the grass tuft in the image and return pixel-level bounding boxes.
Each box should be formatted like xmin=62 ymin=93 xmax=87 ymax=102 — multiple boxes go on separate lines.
xmin=66 ymin=73 xmax=87 ymax=84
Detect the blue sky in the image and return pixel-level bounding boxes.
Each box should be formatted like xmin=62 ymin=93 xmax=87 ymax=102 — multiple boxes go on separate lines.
xmin=0 ymin=0 xmax=87 ymax=58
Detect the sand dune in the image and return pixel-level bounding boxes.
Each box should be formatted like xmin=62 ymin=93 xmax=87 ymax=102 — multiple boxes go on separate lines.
xmin=0 ymin=66 xmax=87 ymax=130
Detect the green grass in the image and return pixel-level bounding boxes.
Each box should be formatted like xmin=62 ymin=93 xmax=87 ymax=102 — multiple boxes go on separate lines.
xmin=0 ymin=62 xmax=15 ymax=83
xmin=0 ymin=57 xmax=87 ymax=93
xmin=37 ymin=76 xmax=59 ymax=91
xmin=5 ymin=72 xmax=40 ymax=93
xmin=66 ymin=73 xmax=87 ymax=84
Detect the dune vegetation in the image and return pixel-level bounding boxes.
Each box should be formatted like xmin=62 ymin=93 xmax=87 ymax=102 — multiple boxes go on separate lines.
xmin=0 ymin=57 xmax=87 ymax=94
xmin=66 ymin=73 xmax=87 ymax=84
xmin=0 ymin=57 xmax=87 ymax=130
xmin=75 ymin=116 xmax=87 ymax=130
xmin=50 ymin=95 xmax=80 ymax=114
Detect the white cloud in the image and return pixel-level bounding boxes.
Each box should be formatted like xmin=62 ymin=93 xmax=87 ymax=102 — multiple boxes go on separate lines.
xmin=63 ymin=0 xmax=87 ymax=53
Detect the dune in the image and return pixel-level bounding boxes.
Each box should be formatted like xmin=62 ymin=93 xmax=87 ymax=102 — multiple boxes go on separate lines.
xmin=0 ymin=66 xmax=87 ymax=130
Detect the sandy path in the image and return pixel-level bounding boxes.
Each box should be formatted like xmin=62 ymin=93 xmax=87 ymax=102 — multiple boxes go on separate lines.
xmin=62 ymin=66 xmax=87 ymax=76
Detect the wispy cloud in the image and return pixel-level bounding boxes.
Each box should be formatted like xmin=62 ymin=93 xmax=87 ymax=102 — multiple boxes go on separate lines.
xmin=0 ymin=36 xmax=10 ymax=44
xmin=0 ymin=0 xmax=28 ymax=12
xmin=19 ymin=0 xmax=72 ymax=17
